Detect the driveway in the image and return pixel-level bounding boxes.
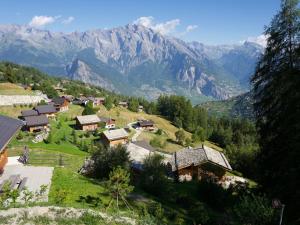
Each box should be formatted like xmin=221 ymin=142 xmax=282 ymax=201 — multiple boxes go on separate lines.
xmin=0 ymin=162 xmax=54 ymax=202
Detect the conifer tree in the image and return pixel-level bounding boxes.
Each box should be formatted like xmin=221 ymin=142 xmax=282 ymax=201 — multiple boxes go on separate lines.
xmin=251 ymin=0 xmax=300 ymax=221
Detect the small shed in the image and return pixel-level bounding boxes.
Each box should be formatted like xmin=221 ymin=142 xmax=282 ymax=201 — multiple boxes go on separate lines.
xmin=24 ymin=115 xmax=49 ymax=132
xmin=118 ymin=101 xmax=128 ymax=108
xmin=76 ymin=115 xmax=100 ymax=131
xmin=101 ymin=128 xmax=128 ymax=147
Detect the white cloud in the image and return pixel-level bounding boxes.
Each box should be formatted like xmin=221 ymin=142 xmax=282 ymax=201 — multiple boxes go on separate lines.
xmin=29 ymin=15 xmax=58 ymax=27
xmin=133 ymin=16 xmax=180 ymax=35
xmin=186 ymin=25 xmax=198 ymax=32
xmin=245 ymin=34 xmax=268 ymax=47
xmin=62 ymin=16 xmax=75 ymax=25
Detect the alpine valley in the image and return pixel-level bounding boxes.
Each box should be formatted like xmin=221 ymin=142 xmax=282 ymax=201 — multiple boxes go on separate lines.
xmin=0 ymin=24 xmax=263 ymax=103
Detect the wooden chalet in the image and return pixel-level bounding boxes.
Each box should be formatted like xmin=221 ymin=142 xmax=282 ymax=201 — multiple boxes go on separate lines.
xmin=24 ymin=115 xmax=49 ymax=132
xmin=34 ymin=105 xmax=57 ymax=118
xmin=0 ymin=115 xmax=23 ymax=173
xmin=76 ymin=115 xmax=100 ymax=131
xmin=137 ymin=120 xmax=154 ymax=130
xmin=101 ymin=128 xmax=129 ymax=147
xmin=21 ymin=109 xmax=39 ymax=118
xmin=88 ymin=97 xmax=105 ymax=106
xmin=99 ymin=117 xmax=116 ymax=129
xmin=52 ymin=97 xmax=69 ymax=112
xmin=167 ymin=146 xmax=232 ymax=182
xmin=118 ymin=101 xmax=128 ymax=108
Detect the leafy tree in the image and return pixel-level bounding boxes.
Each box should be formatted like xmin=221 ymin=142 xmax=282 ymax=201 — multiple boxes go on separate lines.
xmin=82 ymin=101 xmax=96 ymax=115
xmin=45 ymin=131 xmax=53 ymax=144
xmin=21 ymin=188 xmax=34 ymax=205
xmin=9 ymin=189 xmax=20 ymax=207
xmin=140 ymin=154 xmax=170 ymax=197
xmin=175 ymin=129 xmax=185 ymax=145
xmin=91 ymin=144 xmax=131 ymax=179
xmin=150 ymin=136 xmax=166 ymax=149
xmin=72 ymin=130 xmax=77 ymax=145
xmin=106 ymin=166 xmax=134 ymax=210
xmin=251 ymin=0 xmax=300 ymax=220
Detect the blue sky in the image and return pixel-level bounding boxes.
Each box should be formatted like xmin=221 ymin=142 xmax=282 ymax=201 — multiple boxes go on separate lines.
xmin=1 ymin=0 xmax=281 ymax=45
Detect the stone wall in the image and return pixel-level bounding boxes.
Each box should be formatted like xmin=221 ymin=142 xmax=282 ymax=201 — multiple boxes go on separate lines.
xmin=0 ymin=93 xmax=49 ymax=106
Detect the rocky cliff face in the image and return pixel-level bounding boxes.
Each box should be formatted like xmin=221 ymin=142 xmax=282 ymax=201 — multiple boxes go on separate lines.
xmin=0 ymin=24 xmax=263 ymax=101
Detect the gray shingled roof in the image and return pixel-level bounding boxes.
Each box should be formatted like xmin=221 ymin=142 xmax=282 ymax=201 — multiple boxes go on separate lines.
xmin=0 ymin=115 xmax=23 ymax=152
xmin=103 ymin=128 xmax=128 ymax=140
xmin=24 ymin=115 xmax=49 ymax=127
xmin=21 ymin=110 xmax=38 ymax=117
xmin=168 ymin=146 xmax=232 ymax=171
xmin=52 ymin=97 xmax=65 ymax=106
xmin=138 ymin=120 xmax=154 ymax=127
xmin=76 ymin=115 xmax=100 ymax=125
xmin=35 ymin=105 xmax=57 ymax=114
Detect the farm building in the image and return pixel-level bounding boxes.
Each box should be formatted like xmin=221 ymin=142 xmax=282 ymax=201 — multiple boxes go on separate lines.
xmin=51 ymin=97 xmax=69 ymax=112
xmin=99 ymin=117 xmax=116 ymax=129
xmin=137 ymin=120 xmax=154 ymax=130
xmin=0 ymin=115 xmax=23 ymax=173
xmin=21 ymin=109 xmax=39 ymax=118
xmin=24 ymin=115 xmax=49 ymax=133
xmin=167 ymin=146 xmax=232 ymax=182
xmin=76 ymin=115 xmax=100 ymax=131
xmin=101 ymin=128 xmax=129 ymax=147
xmin=34 ymin=105 xmax=57 ymax=118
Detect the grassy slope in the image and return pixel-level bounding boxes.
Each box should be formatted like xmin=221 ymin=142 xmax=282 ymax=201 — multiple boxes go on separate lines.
xmin=0 ymin=82 xmax=36 ymax=95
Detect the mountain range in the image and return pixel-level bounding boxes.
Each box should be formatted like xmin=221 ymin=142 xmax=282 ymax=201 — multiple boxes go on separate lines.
xmin=0 ymin=24 xmax=263 ymax=103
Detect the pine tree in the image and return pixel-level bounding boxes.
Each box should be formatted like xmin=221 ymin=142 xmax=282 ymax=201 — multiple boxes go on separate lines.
xmin=251 ymin=0 xmax=300 ymax=221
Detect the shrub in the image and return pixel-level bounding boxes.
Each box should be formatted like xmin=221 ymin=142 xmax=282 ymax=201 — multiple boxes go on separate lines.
xmin=150 ymin=136 xmax=166 ymax=149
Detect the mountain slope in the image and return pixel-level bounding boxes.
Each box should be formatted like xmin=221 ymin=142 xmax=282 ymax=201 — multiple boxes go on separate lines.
xmin=199 ymin=92 xmax=254 ymax=119
xmin=0 ymin=24 xmax=263 ymax=102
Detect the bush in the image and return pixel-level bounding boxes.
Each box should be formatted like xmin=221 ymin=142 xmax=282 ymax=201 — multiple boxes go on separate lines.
xmin=150 ymin=136 xmax=166 ymax=149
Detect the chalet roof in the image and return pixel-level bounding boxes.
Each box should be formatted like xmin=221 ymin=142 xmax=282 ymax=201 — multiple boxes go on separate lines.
xmin=103 ymin=128 xmax=128 ymax=141
xmin=35 ymin=105 xmax=57 ymax=114
xmin=52 ymin=97 xmax=65 ymax=106
xmin=0 ymin=115 xmax=23 ymax=152
xmin=138 ymin=120 xmax=154 ymax=127
xmin=76 ymin=115 xmax=100 ymax=125
xmin=132 ymin=141 xmax=155 ymax=152
xmin=168 ymin=146 xmax=232 ymax=171
xmin=24 ymin=115 xmax=49 ymax=127
xmin=21 ymin=110 xmax=38 ymax=117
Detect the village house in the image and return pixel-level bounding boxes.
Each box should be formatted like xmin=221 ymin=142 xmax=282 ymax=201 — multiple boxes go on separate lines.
xmin=101 ymin=128 xmax=129 ymax=147
xmin=24 ymin=115 xmax=49 ymax=133
xmin=99 ymin=117 xmax=116 ymax=129
xmin=76 ymin=115 xmax=100 ymax=131
xmin=88 ymin=97 xmax=105 ymax=106
xmin=21 ymin=109 xmax=39 ymax=118
xmin=51 ymin=97 xmax=69 ymax=112
xmin=167 ymin=146 xmax=232 ymax=182
xmin=34 ymin=105 xmax=57 ymax=118
xmin=137 ymin=120 xmax=155 ymax=130
xmin=61 ymin=95 xmax=74 ymax=102
xmin=0 ymin=115 xmax=23 ymax=174
xmin=118 ymin=101 xmax=128 ymax=108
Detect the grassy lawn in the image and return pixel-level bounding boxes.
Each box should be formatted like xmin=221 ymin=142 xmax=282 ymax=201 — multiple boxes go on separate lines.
xmin=0 ymin=105 xmax=32 ymax=118
xmin=0 ymin=82 xmax=36 ymax=95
